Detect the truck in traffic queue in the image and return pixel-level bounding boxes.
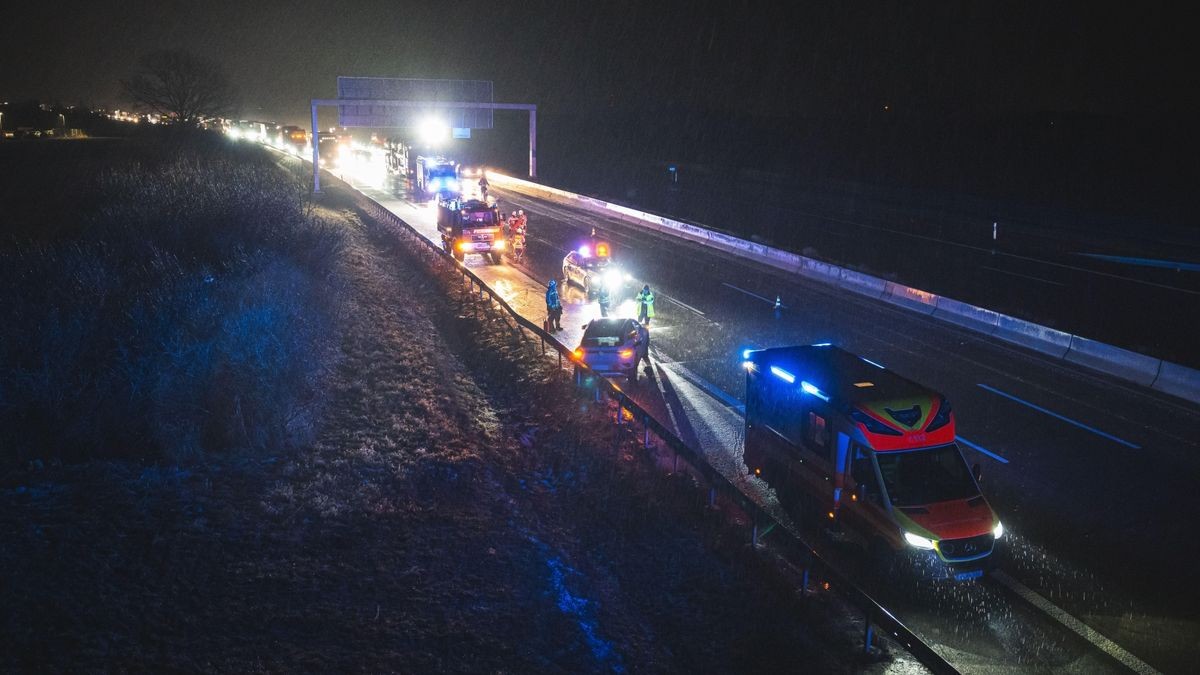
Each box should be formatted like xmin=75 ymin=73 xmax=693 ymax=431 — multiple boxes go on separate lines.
xmin=384 ymin=138 xmax=411 ymax=177
xmin=279 ymin=125 xmax=308 ymax=153
xmin=742 ymin=344 xmax=1003 ymax=580
xmin=437 ymin=197 xmax=506 ymax=263
xmin=415 ymin=155 xmax=460 ymax=198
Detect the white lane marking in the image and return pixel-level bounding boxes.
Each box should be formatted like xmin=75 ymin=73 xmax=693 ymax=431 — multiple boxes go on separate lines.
xmin=978 ymin=384 xmax=1142 ymax=449
xmin=991 ymin=571 xmax=1162 ymax=675
xmin=981 ymin=265 xmax=1067 ymax=287
xmin=663 ymin=294 xmax=707 ymax=317
xmin=721 ymin=282 xmax=775 ymax=305
xmin=956 ymin=435 xmax=1010 ymax=464
xmin=655 ymin=358 xmax=745 ymax=412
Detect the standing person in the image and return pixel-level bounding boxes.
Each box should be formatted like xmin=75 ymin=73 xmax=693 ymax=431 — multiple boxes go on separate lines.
xmin=478 ymin=173 xmax=489 ymax=200
xmin=597 ymin=282 xmax=611 ymax=318
xmin=546 ymin=279 xmax=563 ymax=331
xmin=636 ymin=284 xmax=655 ymax=326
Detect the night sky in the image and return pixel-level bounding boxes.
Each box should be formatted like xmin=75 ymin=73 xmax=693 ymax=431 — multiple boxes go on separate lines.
xmin=2 ymin=1 xmax=1194 ymax=127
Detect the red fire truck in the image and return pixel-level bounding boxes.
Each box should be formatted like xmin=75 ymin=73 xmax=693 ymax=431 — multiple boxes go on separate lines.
xmin=742 ymin=344 xmax=1002 ymax=580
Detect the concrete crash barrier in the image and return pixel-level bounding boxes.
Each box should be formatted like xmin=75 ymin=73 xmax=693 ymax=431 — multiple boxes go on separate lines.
xmin=492 ymin=172 xmax=1200 ymax=404
xmin=934 ymin=297 xmax=1001 ymax=335
xmin=1151 ymin=361 xmax=1200 ymax=404
xmin=992 ymin=315 xmax=1073 ymax=359
xmin=1065 ymin=335 xmax=1163 ymax=388
xmin=837 ymin=269 xmax=887 ymax=299
xmin=884 ymin=282 xmax=939 ymax=315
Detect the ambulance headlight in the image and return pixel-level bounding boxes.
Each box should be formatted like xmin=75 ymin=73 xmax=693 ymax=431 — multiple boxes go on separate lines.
xmin=604 ymin=270 xmax=623 ymax=288
xmin=992 ymin=521 xmax=1004 ymax=540
xmin=903 ymin=531 xmax=937 ymax=550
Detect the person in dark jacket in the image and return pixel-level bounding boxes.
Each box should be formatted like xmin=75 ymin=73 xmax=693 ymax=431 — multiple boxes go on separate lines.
xmin=546 ymin=279 xmax=563 ymax=331
xmin=597 ymin=282 xmax=611 ymax=317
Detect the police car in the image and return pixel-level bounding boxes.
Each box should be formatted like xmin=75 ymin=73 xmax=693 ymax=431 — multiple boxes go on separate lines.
xmin=572 ymin=318 xmax=650 ymax=384
xmin=562 ymin=242 xmax=632 ymax=297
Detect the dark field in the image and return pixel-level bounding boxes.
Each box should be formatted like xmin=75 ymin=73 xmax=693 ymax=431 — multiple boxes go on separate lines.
xmin=0 ymin=138 xmax=906 ymax=672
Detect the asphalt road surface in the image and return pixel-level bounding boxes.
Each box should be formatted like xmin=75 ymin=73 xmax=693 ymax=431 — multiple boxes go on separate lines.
xmin=336 ymin=163 xmax=1197 ymax=673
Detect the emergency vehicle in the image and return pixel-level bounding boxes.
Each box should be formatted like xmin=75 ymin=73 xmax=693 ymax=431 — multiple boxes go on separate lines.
xmin=742 ymin=344 xmax=1002 ymax=580
xmin=437 ymin=197 xmax=506 ymax=263
xmin=562 ymin=242 xmax=632 ymax=297
xmin=416 ymin=156 xmax=459 ymax=197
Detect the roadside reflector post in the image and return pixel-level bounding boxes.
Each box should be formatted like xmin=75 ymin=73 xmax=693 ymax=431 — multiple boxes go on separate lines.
xmin=708 ymin=486 xmax=717 ymax=508
xmin=615 ymin=395 xmax=622 ymax=425
xmin=863 ymin=618 xmax=875 ymax=654
xmin=643 ymin=417 xmax=651 ymax=448
xmin=801 ymin=567 xmax=810 ymax=595
xmin=751 ymin=520 xmax=759 ymax=547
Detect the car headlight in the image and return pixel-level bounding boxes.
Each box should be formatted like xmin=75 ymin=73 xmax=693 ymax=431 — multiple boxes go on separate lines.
xmin=604 ymin=270 xmax=622 ymax=288
xmin=903 ymin=531 xmax=937 ymax=550
xmin=993 ymin=521 xmax=1004 ymax=540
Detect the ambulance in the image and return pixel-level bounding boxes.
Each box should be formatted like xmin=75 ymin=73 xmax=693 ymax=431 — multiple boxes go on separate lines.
xmin=742 ymin=344 xmax=1002 ymax=579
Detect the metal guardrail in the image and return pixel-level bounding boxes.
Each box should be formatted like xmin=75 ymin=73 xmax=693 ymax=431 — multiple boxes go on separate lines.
xmin=350 ymin=189 xmax=959 ymax=675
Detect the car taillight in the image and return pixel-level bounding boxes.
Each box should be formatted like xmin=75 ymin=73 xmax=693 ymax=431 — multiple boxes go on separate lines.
xmin=619 ymin=349 xmax=634 ymax=359
xmin=457 ymin=241 xmax=470 ymax=251
xmin=573 ymin=348 xmax=584 ymax=360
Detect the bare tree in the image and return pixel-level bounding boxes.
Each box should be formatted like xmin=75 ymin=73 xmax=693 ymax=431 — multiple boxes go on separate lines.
xmin=121 ymin=49 xmax=239 ymax=125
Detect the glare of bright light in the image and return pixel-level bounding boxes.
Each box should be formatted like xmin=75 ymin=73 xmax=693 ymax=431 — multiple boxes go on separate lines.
xmin=742 ymin=349 xmax=755 ymax=360
xmin=993 ymin=521 xmax=1004 ymax=540
xmin=603 ymin=269 xmax=623 ymax=288
xmin=418 ymin=117 xmax=449 ymax=145
xmin=579 ymin=245 xmax=591 ymax=257
xmin=904 ymin=531 xmax=937 ymax=549
xmin=800 ymin=380 xmax=829 ymax=401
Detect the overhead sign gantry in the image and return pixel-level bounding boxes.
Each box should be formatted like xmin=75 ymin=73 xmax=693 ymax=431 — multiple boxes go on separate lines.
xmin=310 ymin=77 xmax=536 ymax=192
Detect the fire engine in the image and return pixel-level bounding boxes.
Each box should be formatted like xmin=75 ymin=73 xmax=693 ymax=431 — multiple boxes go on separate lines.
xmin=437 ymin=197 xmax=506 ymax=264
xmin=742 ymin=344 xmax=1002 ymax=580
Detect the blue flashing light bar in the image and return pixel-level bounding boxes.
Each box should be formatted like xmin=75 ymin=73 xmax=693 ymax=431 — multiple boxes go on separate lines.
xmin=801 ymin=380 xmax=830 ymax=401
xmin=770 ymin=366 xmax=795 ymax=383
xmin=811 ymin=342 xmax=832 ymax=347
xmin=742 ymin=349 xmax=755 ymax=360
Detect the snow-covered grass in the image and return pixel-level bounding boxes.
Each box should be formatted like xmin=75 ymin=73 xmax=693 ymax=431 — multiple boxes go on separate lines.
xmin=0 ymin=136 xmax=346 ymax=464
xmin=0 ymin=143 xmax=905 ymax=672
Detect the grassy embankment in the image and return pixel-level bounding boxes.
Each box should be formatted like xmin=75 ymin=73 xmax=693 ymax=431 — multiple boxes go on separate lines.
xmin=0 ymin=136 xmax=899 ymax=672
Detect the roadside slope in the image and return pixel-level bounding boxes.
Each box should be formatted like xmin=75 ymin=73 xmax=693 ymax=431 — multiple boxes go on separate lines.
xmin=0 ymin=159 xmax=909 ymax=671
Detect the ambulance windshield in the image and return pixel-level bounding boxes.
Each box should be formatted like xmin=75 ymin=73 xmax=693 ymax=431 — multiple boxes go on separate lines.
xmin=875 ymin=444 xmax=978 ymax=506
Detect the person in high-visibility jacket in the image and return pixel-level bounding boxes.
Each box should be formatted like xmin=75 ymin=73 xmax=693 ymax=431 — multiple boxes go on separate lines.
xmin=636 ymin=284 xmax=655 ymax=325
